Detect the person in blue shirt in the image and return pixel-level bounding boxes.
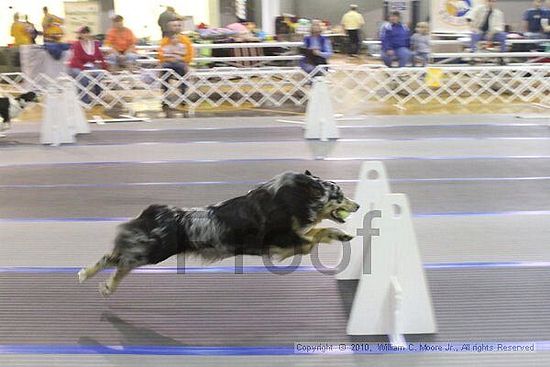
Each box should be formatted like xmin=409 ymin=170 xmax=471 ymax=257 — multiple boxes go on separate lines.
xmin=380 ymin=11 xmax=412 ymax=67
xmin=523 ymin=0 xmax=548 ymax=39
xmin=300 ymin=20 xmax=333 ymax=74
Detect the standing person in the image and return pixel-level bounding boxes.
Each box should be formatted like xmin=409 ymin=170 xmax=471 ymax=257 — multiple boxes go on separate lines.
xmin=523 ymin=0 xmax=546 ymax=39
xmin=380 ymin=11 xmax=412 ymax=67
xmin=543 ymin=1 xmax=550 ymax=37
xmin=158 ymin=19 xmax=194 ymax=108
xmin=411 ymin=22 xmax=431 ymax=67
xmin=11 ymin=13 xmax=32 ymax=46
xmin=104 ymin=15 xmax=139 ymax=70
xmin=158 ymin=6 xmax=177 ymax=38
xmin=68 ymin=26 xmax=108 ymax=104
xmin=42 ymin=6 xmax=64 ymax=43
xmin=466 ymin=0 xmax=507 ymax=54
xmin=23 ymin=15 xmax=40 ymax=44
xmin=341 ymin=4 xmax=365 ymax=57
xmin=299 ymin=19 xmax=333 ymax=75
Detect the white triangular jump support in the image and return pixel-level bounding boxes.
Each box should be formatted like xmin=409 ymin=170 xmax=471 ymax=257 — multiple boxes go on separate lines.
xmin=344 ymin=193 xmax=437 ymax=346
xmin=336 ymin=161 xmax=437 ymax=346
xmin=304 ymin=77 xmax=339 ymax=141
xmin=41 ymin=76 xmax=90 ymax=146
xmin=336 ymin=161 xmax=390 ymax=280
xmin=40 ymin=84 xmax=75 ymax=146
xmin=60 ymin=76 xmax=90 ymax=135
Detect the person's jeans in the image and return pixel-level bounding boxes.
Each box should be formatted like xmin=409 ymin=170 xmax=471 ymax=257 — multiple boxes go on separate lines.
xmin=412 ymin=52 xmax=430 ymax=67
xmin=382 ymin=47 xmax=412 ymax=67
xmin=347 ymin=29 xmax=361 ymax=55
xmin=524 ymin=32 xmax=547 ymax=51
xmin=470 ymin=31 xmax=507 ymax=52
xmin=68 ymin=68 xmax=103 ymax=104
xmin=106 ymin=52 xmax=139 ymax=68
xmin=161 ymin=61 xmax=189 ymax=104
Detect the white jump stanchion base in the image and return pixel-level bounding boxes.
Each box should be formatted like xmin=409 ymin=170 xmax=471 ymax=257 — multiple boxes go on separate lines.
xmin=40 ymin=85 xmax=75 ymax=146
xmin=335 ymin=161 xmax=390 ymax=280
xmin=346 ymin=193 xmax=437 ymax=345
xmin=60 ymin=77 xmax=90 ymax=135
xmin=304 ymin=77 xmax=339 ymax=141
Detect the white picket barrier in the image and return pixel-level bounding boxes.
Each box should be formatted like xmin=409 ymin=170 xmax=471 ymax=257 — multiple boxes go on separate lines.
xmin=1 ymin=64 xmax=548 ymax=116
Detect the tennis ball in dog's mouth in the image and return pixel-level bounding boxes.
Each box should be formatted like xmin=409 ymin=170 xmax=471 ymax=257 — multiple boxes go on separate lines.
xmin=336 ymin=209 xmax=351 ymax=220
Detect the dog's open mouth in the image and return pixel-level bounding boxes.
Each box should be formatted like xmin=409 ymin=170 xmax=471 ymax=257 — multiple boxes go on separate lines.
xmin=331 ymin=209 xmax=348 ymax=223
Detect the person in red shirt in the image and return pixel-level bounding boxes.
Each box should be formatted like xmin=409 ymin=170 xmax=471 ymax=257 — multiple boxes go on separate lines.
xmin=68 ymin=26 xmax=108 ymax=104
xmin=104 ymin=15 xmax=139 ymax=70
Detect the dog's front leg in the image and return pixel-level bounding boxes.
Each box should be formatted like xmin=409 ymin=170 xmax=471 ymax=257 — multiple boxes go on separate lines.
xmin=78 ymin=254 xmax=118 ymax=283
xmin=99 ymin=266 xmax=131 ymax=297
xmin=305 ymin=228 xmax=354 ymax=244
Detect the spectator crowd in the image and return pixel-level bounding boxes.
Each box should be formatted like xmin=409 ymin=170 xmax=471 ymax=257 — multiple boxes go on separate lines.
xmin=6 ymin=0 xmax=550 ymax=81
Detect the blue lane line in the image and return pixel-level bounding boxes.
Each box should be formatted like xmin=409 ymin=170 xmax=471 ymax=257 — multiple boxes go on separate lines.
xmin=0 ymin=217 xmax=131 ymax=223
xmin=2 ymin=176 xmax=550 ymax=189
xmin=0 ymin=341 xmax=549 ymax=355
xmin=2 ymin=210 xmax=550 ymax=223
xmin=3 ymin=155 xmax=550 ymax=169
xmin=0 ymin=344 xmax=294 ymax=356
xmin=2 ymin=262 xmax=550 ymax=274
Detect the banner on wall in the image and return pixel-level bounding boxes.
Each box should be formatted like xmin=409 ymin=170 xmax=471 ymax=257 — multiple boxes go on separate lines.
xmin=388 ymin=0 xmax=410 ymax=23
xmin=64 ymin=1 xmax=101 ymax=40
xmin=431 ymin=0 xmax=480 ymax=33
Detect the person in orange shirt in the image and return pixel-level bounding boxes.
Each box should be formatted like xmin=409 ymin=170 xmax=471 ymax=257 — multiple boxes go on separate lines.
xmin=158 ymin=18 xmax=194 ymax=107
xmin=42 ymin=6 xmax=64 ymax=43
xmin=104 ymin=15 xmax=139 ymax=69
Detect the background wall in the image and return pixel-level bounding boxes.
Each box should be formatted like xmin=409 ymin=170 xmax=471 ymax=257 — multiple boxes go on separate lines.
xmin=259 ymin=0 xmax=536 ymax=38
xmin=0 ymin=0 xmax=539 ymax=46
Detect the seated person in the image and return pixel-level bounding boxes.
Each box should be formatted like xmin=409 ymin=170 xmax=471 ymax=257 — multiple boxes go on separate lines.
xmin=380 ymin=11 xmax=412 ymax=67
xmin=68 ymin=26 xmax=108 ymax=104
xmin=158 ymin=19 xmax=194 ymax=107
xmin=104 ymin=15 xmax=139 ymax=69
xmin=299 ymin=20 xmax=333 ymax=74
xmin=467 ymin=0 xmax=507 ymax=53
xmin=411 ymin=22 xmax=431 ymax=67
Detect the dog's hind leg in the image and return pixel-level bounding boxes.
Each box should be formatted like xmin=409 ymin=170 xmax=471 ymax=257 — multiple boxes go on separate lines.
xmin=98 ymin=265 xmax=132 ymax=297
xmin=78 ymin=254 xmax=118 ymax=283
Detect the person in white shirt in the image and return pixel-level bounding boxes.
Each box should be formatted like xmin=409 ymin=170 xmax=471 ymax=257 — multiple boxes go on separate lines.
xmin=466 ymin=0 xmax=507 ymax=53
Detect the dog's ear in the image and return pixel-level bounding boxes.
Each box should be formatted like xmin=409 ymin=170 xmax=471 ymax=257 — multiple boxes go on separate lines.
xmin=305 ymin=170 xmax=312 ymax=176
xmin=296 ymin=174 xmax=324 ymax=198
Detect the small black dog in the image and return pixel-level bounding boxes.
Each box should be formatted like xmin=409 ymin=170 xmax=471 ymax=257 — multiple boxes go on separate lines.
xmin=78 ymin=171 xmax=360 ymax=297
xmin=0 ymin=91 xmax=39 ymax=133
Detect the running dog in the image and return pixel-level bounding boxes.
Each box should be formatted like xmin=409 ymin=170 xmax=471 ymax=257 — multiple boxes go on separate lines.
xmin=78 ymin=171 xmax=360 ymax=297
xmin=0 ymin=92 xmax=39 ymax=134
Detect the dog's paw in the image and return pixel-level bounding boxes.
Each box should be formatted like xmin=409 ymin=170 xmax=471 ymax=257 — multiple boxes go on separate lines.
xmin=98 ymin=282 xmax=113 ymax=298
xmin=337 ymin=233 xmax=354 ymax=242
xmin=327 ymin=229 xmax=354 ymax=242
xmin=77 ymin=269 xmax=88 ymax=283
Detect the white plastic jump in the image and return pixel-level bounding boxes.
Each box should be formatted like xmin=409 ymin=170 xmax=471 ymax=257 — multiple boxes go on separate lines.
xmin=337 ymin=161 xmax=437 ymax=346
xmin=40 ymin=77 xmax=89 ymax=146
xmin=304 ymin=77 xmax=338 ymax=141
